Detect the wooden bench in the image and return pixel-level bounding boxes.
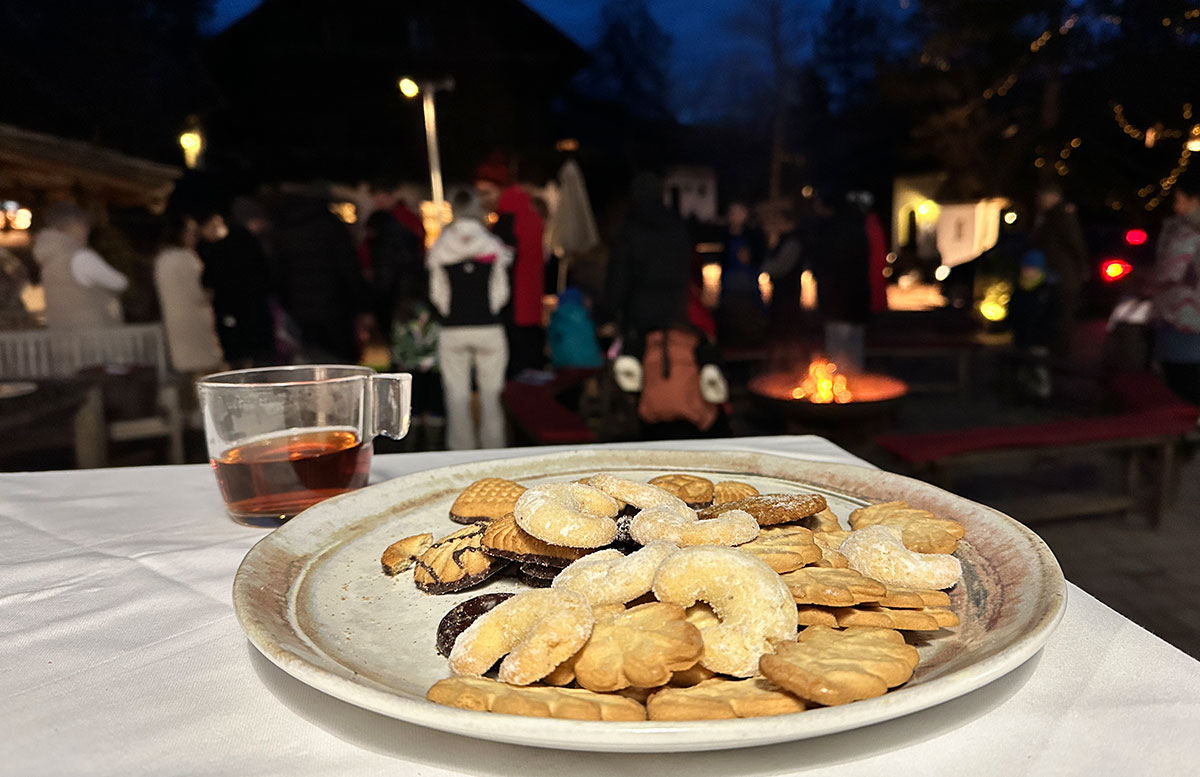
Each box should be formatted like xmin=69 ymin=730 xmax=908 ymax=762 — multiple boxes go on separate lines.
xmin=865 ymin=332 xmax=1008 ymax=396
xmin=876 ymin=396 xmax=1197 ymax=526
xmin=501 ymin=369 xmax=598 ymax=446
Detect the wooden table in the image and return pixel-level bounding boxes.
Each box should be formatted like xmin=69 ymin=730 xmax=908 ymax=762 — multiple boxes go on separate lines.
xmin=0 ymin=378 xmax=105 ymax=468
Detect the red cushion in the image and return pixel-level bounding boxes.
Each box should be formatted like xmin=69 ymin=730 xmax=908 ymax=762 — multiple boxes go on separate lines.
xmin=501 ymin=383 xmax=596 ymax=444
xmin=877 ymin=410 xmax=1198 ymax=464
xmin=1110 ymin=371 xmax=1199 ymax=417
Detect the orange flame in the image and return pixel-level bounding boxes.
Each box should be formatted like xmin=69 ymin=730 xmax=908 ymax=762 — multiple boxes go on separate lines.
xmin=790 ymin=357 xmax=854 ymax=404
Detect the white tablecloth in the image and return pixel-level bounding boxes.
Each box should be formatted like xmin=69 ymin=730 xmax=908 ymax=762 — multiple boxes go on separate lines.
xmin=2 ymin=435 xmax=1197 ymax=775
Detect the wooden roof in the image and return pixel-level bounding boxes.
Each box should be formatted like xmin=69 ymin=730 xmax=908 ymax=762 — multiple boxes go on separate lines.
xmin=0 ymin=122 xmax=181 ymax=210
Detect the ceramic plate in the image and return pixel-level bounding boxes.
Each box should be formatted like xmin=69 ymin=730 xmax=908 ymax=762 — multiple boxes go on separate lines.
xmin=232 ymin=449 xmax=1066 ymax=753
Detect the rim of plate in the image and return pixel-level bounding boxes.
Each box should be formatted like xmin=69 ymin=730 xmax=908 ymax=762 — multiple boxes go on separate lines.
xmin=233 ymin=449 xmax=1067 ymax=753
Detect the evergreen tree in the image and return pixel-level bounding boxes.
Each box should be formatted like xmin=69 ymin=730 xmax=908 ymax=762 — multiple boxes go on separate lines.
xmin=575 ymin=0 xmax=674 ymax=123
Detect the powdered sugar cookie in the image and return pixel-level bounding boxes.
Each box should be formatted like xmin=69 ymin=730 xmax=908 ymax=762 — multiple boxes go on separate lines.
xmin=552 ymin=542 xmax=678 ymax=605
xmin=513 ymin=482 xmax=620 ymax=549
xmin=652 ymin=546 xmax=796 ymax=677
xmin=449 ymin=589 xmax=594 ymax=685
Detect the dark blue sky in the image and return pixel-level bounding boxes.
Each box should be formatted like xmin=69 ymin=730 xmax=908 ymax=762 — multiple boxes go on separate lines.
xmin=206 ymin=0 xmax=907 ymax=121
xmin=208 ymin=0 xmax=736 ymax=47
xmin=208 ymin=0 xmax=800 ymax=71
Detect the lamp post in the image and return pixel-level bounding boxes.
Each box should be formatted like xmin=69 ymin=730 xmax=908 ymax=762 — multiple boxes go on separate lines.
xmin=398 ymin=76 xmax=454 ymax=206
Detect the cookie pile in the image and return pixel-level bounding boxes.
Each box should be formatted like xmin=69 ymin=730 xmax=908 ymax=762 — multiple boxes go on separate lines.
xmin=379 ymin=474 xmax=965 ymax=721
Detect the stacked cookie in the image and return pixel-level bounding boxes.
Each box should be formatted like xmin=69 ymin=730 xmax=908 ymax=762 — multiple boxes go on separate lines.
xmin=380 ymin=473 xmax=966 ymax=721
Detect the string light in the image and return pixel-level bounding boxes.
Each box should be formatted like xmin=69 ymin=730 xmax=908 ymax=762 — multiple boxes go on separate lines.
xmin=1142 ymin=148 xmax=1192 ymax=210
xmin=1113 ymin=104 xmax=1145 ymax=140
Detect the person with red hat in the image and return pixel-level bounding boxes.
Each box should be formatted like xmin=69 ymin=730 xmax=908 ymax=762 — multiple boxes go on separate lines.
xmin=475 ymin=154 xmax=546 ymax=376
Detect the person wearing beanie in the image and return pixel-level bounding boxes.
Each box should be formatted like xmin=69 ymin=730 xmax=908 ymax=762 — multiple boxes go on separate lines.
xmin=475 ymin=154 xmax=546 ymax=376
xmin=427 ymin=187 xmax=514 ymax=450
xmin=1009 ymin=248 xmax=1060 ymax=401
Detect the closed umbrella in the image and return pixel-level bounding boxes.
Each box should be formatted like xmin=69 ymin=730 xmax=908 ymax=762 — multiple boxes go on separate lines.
xmin=548 ymin=159 xmax=599 ymax=292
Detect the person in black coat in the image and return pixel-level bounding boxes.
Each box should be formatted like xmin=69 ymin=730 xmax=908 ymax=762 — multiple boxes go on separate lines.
xmin=717 ymin=201 xmax=768 ymax=347
xmin=271 ymin=192 xmax=368 ymax=364
xmin=601 ymin=172 xmax=692 ymax=338
xmin=811 ymin=193 xmax=871 ymax=369
xmin=1029 ymin=184 xmax=1089 ymax=357
xmin=761 ymin=205 xmax=806 ymax=343
xmin=1009 ymin=249 xmax=1061 ymax=400
xmin=364 ymin=209 xmax=421 ymax=349
xmin=198 ymin=214 xmax=276 ymax=367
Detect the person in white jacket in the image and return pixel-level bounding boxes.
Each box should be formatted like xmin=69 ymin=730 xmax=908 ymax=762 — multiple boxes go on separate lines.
xmin=153 ymin=212 xmax=224 ymax=376
xmin=32 ymin=202 xmax=128 ymax=328
xmin=427 ymin=188 xmax=513 ymax=450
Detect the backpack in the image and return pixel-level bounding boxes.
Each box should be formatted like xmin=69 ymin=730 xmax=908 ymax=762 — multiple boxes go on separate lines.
xmin=637 ymin=329 xmax=718 ymax=431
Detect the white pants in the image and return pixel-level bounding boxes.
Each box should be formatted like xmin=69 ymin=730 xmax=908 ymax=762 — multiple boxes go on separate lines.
xmin=438 ymin=325 xmax=508 ymax=450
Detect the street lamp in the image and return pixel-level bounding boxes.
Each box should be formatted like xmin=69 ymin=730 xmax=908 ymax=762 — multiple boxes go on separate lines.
xmin=398 ymin=76 xmax=454 ymax=206
xmin=398 ymin=77 xmax=419 ymax=99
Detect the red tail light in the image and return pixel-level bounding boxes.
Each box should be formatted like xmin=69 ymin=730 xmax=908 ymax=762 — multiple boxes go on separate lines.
xmin=1100 ymin=259 xmax=1132 ymax=282
xmin=1124 ymin=229 xmax=1148 ymax=246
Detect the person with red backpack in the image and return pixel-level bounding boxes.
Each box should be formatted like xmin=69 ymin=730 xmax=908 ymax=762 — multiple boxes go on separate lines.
xmin=603 ymin=172 xmax=727 ymax=437
xmin=1151 ymin=177 xmax=1200 ymax=405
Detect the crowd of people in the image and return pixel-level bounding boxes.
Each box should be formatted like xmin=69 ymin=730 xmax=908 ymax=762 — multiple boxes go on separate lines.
xmin=713 ymin=187 xmax=888 ymax=373
xmin=8 ymin=162 xmax=1200 ymax=453
xmin=17 ymin=157 xmax=557 ymax=450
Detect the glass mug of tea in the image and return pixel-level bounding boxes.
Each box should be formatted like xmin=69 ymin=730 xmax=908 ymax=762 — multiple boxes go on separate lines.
xmin=197 ymin=365 xmax=411 ymax=526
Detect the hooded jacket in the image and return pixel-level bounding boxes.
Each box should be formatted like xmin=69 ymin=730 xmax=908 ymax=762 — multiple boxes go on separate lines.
xmin=427 ymin=218 xmax=513 ymax=327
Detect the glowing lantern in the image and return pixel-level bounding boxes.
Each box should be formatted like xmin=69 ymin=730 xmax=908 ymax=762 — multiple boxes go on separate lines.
xmin=978 ymin=280 xmax=1011 ymax=322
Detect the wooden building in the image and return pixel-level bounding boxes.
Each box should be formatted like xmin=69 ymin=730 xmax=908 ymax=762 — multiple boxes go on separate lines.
xmin=205 ymin=0 xmax=587 ymax=185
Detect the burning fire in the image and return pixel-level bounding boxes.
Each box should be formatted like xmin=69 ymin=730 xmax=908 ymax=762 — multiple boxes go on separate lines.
xmin=748 ymin=357 xmax=908 ymax=405
xmin=789 ymin=357 xmax=854 ymax=404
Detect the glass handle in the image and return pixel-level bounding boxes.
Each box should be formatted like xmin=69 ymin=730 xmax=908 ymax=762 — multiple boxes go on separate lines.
xmin=371 ymin=373 xmax=412 ymax=440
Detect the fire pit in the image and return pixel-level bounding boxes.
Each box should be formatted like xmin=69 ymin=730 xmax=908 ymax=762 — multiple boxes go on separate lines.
xmin=748 ymin=357 xmax=908 ymax=439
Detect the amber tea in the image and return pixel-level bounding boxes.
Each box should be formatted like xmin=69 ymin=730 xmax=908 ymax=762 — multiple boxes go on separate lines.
xmin=211 ymin=428 xmax=372 ymax=525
